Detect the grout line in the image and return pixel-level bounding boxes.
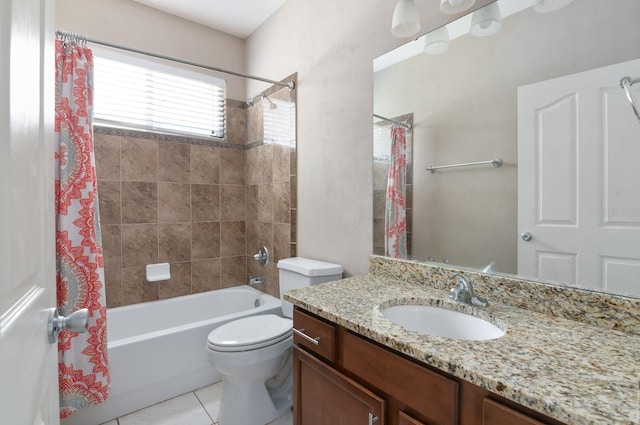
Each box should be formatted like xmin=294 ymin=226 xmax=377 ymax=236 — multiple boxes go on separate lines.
xmin=193 ymin=389 xmax=216 ymax=425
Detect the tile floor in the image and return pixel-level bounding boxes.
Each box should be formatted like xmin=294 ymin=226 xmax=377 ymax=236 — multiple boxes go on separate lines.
xmin=100 ymin=382 xmax=293 ymax=425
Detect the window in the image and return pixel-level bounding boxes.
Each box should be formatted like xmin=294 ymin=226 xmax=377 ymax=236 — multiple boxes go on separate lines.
xmin=93 ymin=47 xmax=226 ymax=140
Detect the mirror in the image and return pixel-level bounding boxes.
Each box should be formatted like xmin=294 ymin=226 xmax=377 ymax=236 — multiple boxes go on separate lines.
xmin=373 ymin=0 xmax=640 ymax=298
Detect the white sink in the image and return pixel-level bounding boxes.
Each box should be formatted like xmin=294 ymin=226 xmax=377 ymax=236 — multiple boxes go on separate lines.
xmin=381 ymin=304 xmax=505 ymax=341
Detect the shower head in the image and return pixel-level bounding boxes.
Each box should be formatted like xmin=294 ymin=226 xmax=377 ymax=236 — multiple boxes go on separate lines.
xmin=246 ymin=92 xmax=277 ymax=109
xmin=246 ymin=93 xmax=265 ymax=107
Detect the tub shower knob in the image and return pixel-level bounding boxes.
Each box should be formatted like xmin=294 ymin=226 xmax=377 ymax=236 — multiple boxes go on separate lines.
xmin=48 ymin=307 xmax=89 ymax=343
xmin=253 ymin=244 xmax=269 ymax=267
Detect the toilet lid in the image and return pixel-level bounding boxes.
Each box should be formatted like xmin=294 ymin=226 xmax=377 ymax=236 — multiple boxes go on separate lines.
xmin=207 ymin=314 xmax=292 ymax=352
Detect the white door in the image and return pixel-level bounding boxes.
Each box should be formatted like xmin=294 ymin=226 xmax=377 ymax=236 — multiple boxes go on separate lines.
xmin=0 ymin=0 xmax=59 ymax=424
xmin=518 ymin=58 xmax=640 ymax=296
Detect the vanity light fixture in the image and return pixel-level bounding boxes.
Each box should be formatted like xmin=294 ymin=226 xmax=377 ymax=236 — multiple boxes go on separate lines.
xmin=470 ymin=2 xmax=502 ymax=37
xmin=423 ymin=26 xmax=450 ymax=55
xmin=439 ymin=0 xmax=475 ymax=15
xmin=391 ymin=0 xmax=421 ymax=38
xmin=534 ymin=0 xmax=574 ymax=13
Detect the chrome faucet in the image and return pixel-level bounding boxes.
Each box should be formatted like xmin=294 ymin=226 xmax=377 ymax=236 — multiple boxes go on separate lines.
xmin=448 ymin=274 xmax=488 ymax=307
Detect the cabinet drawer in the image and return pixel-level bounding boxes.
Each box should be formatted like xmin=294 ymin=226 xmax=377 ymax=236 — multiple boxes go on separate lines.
xmin=343 ymin=331 xmax=459 ymax=425
xmin=293 ymin=309 xmax=337 ymax=362
xmin=483 ymin=398 xmax=546 ymax=425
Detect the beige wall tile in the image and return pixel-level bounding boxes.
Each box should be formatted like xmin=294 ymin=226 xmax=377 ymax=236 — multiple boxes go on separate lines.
xmin=256 ymin=183 xmax=274 ymax=223
xmin=121 ymin=266 xmax=158 ymax=305
xmin=158 ymin=182 xmax=191 ymax=223
xmin=273 ymin=223 xmax=291 ymax=263
xmin=221 ymin=256 xmax=247 ymax=287
xmin=121 ymin=137 xmax=158 ymax=182
xmin=159 ymin=223 xmax=191 ymax=263
xmin=192 ymin=258 xmax=221 ymax=293
xmin=94 ymin=134 xmax=121 ymax=181
xmin=121 ymin=181 xmax=158 ymax=224
xmin=246 ymin=222 xmax=272 ymax=254
xmin=273 ymin=143 xmax=290 ymax=183
xmin=159 ymin=142 xmax=190 ymax=183
xmin=290 ymin=176 xmax=297 ymax=213
xmin=98 ymin=180 xmax=121 ymax=225
xmin=221 ymin=221 xmax=246 ymax=257
xmin=121 ymin=224 xmax=158 ymax=268
xmin=220 ymin=149 xmax=245 ymax=184
xmin=221 ymin=185 xmax=245 ymax=221
xmin=226 ymin=104 xmax=247 ymax=146
xmin=273 ymin=181 xmax=290 ymax=224
xmin=245 ymin=185 xmax=258 ymax=221
xmin=191 ymin=221 xmax=220 ymax=259
xmin=190 ymin=145 xmax=220 ymax=184
xmin=191 ymin=184 xmax=220 ymax=222
xmin=158 ymin=262 xmax=191 ymax=299
xmin=246 ymin=104 xmax=263 ymax=144
xmin=101 ymin=224 xmax=122 ymax=270
xmin=246 ymin=144 xmax=273 ymax=185
xmin=104 ymin=267 xmax=122 ymax=308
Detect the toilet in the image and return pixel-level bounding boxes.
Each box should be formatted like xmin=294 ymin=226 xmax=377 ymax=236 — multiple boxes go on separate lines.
xmin=206 ymin=257 xmax=343 ymax=425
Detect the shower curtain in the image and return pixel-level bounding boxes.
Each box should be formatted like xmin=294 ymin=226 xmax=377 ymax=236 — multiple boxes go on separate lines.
xmin=385 ymin=126 xmax=408 ymax=259
xmin=55 ymin=36 xmax=110 ymax=418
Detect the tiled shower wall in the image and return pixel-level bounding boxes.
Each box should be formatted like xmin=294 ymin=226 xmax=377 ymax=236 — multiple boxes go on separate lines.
xmin=96 ymin=77 xmax=296 ymax=308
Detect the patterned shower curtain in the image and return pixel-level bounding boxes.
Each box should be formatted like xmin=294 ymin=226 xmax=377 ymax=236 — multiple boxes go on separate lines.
xmin=55 ymin=36 xmax=110 ymax=418
xmin=385 ymin=126 xmax=408 ymax=259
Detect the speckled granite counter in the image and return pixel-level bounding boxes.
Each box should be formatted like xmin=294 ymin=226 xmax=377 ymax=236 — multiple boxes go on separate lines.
xmin=285 ymin=273 xmax=640 ymax=425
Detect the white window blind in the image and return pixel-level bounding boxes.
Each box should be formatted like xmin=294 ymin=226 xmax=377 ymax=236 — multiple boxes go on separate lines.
xmin=93 ymin=48 xmax=226 ymax=140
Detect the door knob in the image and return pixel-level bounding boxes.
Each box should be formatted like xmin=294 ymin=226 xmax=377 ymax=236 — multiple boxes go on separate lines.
xmin=521 ymin=232 xmax=533 ymax=242
xmin=48 ymin=307 xmax=89 ymax=343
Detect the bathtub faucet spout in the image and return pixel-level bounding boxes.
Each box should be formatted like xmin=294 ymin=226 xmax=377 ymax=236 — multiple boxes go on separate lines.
xmin=249 ymin=276 xmax=266 ymax=286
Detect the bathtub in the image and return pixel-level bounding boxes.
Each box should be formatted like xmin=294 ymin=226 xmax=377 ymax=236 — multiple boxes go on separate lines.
xmin=62 ymin=285 xmax=282 ymax=425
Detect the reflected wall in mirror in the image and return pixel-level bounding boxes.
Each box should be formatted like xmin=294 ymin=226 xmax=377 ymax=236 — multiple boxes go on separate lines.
xmin=373 ymin=0 xmax=640 ymax=298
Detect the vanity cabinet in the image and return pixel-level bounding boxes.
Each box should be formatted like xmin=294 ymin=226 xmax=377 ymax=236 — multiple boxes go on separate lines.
xmin=293 ymin=308 xmax=564 ymax=425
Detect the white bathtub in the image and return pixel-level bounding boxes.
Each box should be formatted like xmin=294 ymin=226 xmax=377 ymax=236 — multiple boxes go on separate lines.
xmin=62 ymin=285 xmax=282 ymax=425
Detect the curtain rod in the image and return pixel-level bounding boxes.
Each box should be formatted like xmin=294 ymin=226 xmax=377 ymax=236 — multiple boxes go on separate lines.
xmin=373 ymin=113 xmax=412 ymax=130
xmin=55 ymin=30 xmax=294 ymax=90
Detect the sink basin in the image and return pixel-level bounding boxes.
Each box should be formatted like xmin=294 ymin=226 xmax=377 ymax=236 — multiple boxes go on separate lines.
xmin=381 ymin=304 xmax=505 ymax=341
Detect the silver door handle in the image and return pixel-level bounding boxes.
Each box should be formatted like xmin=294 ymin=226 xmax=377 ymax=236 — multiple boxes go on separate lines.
xmin=48 ymin=307 xmax=89 ymax=343
xmin=368 ymin=412 xmax=379 ymax=425
xmin=292 ymin=327 xmax=320 ymax=345
xmin=521 ymin=232 xmax=533 ymax=242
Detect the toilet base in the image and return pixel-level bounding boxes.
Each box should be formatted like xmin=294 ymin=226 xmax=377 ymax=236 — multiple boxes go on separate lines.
xmin=218 ymin=377 xmax=292 ymax=425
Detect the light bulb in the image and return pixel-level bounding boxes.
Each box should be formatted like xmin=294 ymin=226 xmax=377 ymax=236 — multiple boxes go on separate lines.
xmin=440 ymin=0 xmax=475 ymax=14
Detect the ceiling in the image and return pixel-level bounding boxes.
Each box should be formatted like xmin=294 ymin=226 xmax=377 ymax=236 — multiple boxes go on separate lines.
xmin=132 ymin=0 xmax=287 ymax=39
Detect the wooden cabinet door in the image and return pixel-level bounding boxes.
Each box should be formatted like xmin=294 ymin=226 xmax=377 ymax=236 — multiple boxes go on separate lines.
xmin=294 ymin=346 xmax=385 ymax=425
xmin=399 ymin=411 xmax=428 ymax=425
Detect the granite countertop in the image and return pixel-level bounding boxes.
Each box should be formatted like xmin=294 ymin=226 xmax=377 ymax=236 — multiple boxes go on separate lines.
xmin=285 ymin=274 xmax=640 ymax=425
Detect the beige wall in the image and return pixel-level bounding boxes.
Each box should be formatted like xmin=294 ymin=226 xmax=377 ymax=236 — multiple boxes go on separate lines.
xmin=55 ymin=0 xmax=247 ymax=100
xmin=246 ymin=0 xmax=493 ymax=276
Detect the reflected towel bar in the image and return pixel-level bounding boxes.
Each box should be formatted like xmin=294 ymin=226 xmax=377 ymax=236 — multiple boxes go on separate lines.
xmin=619 ymin=76 xmax=640 ymax=124
xmin=427 ymin=158 xmax=503 ymax=173
xmin=373 ymin=113 xmax=412 ymax=130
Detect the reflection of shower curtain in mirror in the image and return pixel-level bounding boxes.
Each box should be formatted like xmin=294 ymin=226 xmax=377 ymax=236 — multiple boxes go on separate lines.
xmin=385 ymin=126 xmax=408 ymax=259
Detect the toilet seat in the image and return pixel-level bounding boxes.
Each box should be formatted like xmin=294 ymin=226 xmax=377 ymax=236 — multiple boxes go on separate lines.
xmin=207 ymin=314 xmax=292 ymax=352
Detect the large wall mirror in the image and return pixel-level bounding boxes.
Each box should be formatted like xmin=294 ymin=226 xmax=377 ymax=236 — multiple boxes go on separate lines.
xmin=373 ymin=0 xmax=640 ymax=298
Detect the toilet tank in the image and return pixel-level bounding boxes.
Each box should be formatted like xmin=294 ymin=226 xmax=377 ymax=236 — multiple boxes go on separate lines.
xmin=277 ymin=257 xmax=343 ymax=318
